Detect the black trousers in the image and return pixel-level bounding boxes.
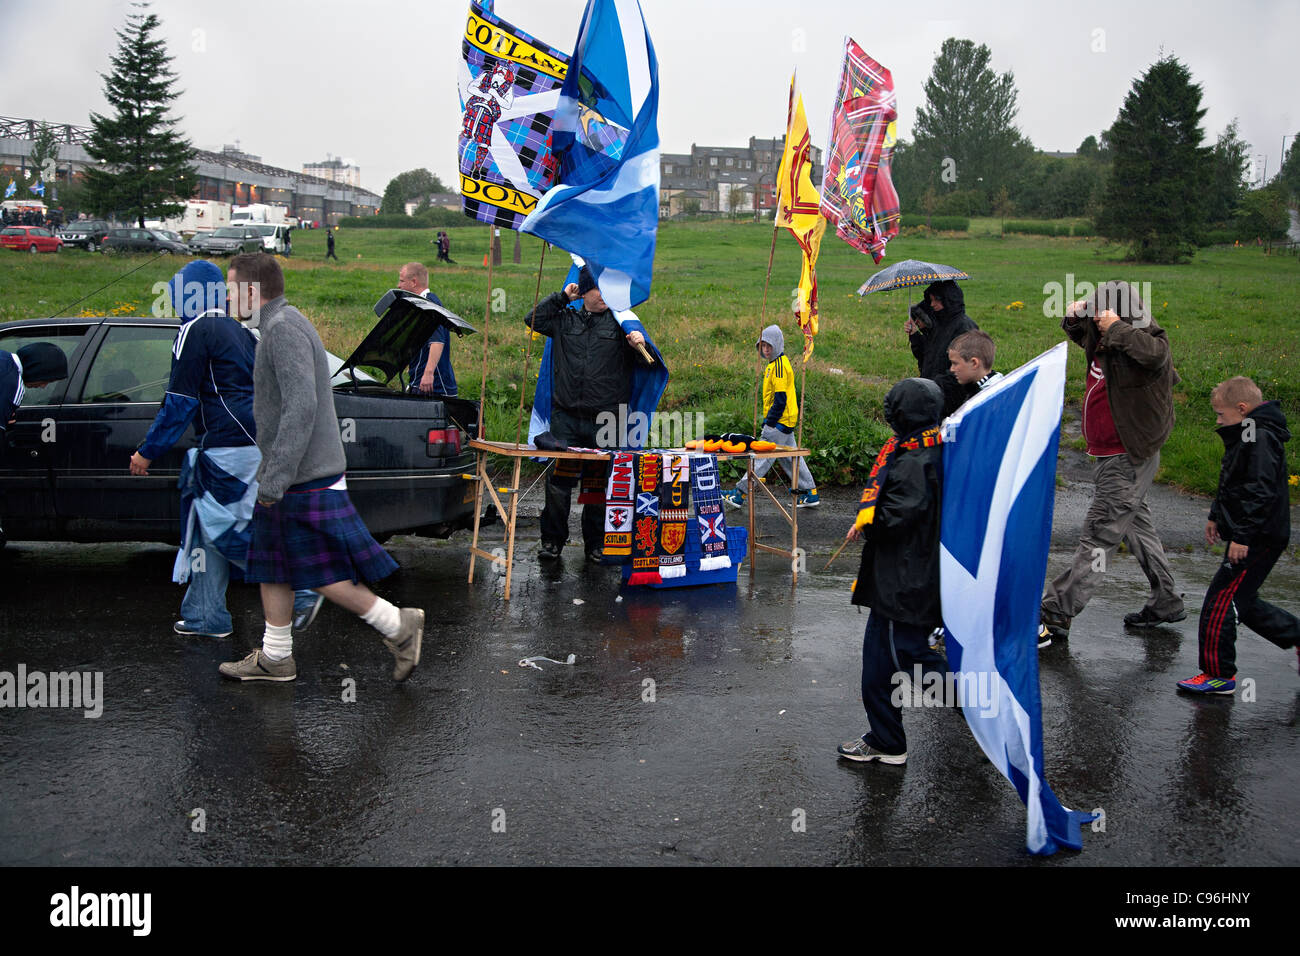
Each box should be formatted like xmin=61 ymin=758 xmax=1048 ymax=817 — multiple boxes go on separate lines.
xmin=861 ymin=611 xmax=946 ymax=756
xmin=1198 ymin=541 xmax=1299 ymax=677
xmin=539 ymin=407 xmax=608 ymax=552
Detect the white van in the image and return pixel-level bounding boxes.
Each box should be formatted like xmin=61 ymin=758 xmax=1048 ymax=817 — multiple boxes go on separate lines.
xmin=251 ymin=222 xmax=294 ymax=254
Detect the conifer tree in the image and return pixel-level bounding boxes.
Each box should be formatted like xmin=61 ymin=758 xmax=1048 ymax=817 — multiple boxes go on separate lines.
xmin=84 ymin=3 xmax=197 ymax=226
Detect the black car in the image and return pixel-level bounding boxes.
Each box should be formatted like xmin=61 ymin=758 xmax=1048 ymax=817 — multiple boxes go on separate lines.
xmin=58 ymin=220 xmax=113 ymax=252
xmin=0 ymin=291 xmax=479 ymax=549
xmin=187 ymin=226 xmax=262 ymax=256
xmin=101 ymin=227 xmax=190 ymax=255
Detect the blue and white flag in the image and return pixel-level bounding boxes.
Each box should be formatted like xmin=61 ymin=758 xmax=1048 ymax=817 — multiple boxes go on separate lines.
xmin=3 ymin=180 xmax=14 ymax=199
xmin=939 ymin=342 xmax=1095 ymax=855
xmin=519 ymin=0 xmax=660 ymax=312
xmin=29 ymin=181 xmax=45 ymax=197
xmin=528 ymin=254 xmax=667 ymax=449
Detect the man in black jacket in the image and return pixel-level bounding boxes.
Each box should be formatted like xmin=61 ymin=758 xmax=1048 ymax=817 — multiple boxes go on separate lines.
xmin=525 ymin=267 xmax=645 ymax=562
xmin=837 ymin=378 xmax=946 ymax=765
xmin=1178 ymin=376 xmax=1299 ymax=694
xmin=906 ymin=280 xmax=978 ymax=389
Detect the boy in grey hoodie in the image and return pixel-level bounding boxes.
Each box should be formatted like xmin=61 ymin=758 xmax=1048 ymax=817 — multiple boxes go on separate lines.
xmin=724 ymin=324 xmax=819 ymax=509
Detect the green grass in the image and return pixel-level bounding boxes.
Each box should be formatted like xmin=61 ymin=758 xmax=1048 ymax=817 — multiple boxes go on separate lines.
xmin=3 ymin=222 xmax=1297 ymax=496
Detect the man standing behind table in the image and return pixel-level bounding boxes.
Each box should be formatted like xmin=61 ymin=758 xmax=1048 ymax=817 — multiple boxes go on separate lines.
xmin=218 ymin=253 xmax=424 ymax=683
xmin=524 ymin=266 xmax=645 ymax=563
xmin=398 ymin=262 xmax=457 ymax=397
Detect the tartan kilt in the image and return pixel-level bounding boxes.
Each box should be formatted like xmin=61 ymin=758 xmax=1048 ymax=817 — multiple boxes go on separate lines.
xmin=246 ymin=488 xmax=398 ymax=590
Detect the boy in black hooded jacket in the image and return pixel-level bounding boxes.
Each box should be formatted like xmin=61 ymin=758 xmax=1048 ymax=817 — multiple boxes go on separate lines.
xmin=1177 ymin=376 xmax=1299 ymax=694
xmin=838 ymin=378 xmax=946 ymax=764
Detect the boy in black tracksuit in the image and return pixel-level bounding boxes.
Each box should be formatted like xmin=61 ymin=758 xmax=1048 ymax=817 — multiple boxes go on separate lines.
xmin=838 ymin=378 xmax=946 ymax=764
xmin=1178 ymin=376 xmax=1300 ymax=694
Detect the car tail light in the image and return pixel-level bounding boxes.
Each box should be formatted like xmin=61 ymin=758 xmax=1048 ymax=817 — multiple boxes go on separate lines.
xmin=425 ymin=427 xmax=461 ymax=458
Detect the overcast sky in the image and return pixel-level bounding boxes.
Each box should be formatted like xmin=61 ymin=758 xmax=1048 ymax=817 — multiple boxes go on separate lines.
xmin=3 ymin=0 xmax=1296 ymax=193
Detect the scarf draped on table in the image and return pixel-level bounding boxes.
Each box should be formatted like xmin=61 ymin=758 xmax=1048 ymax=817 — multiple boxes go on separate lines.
xmin=690 ymin=453 xmax=731 ymax=571
xmin=604 ymin=451 xmax=635 ymax=556
xmin=628 ymin=453 xmax=663 ymax=585
xmin=658 ymin=454 xmax=690 ymax=579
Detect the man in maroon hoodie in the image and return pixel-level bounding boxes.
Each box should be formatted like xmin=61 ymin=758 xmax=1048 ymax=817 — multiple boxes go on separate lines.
xmin=1039 ymin=281 xmax=1184 ymax=647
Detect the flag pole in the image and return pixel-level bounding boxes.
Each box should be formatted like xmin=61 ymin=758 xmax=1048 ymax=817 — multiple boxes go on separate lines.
xmin=752 ymin=222 xmax=779 ymax=437
xmin=477 ymin=225 xmax=495 ymax=442
xmin=515 ymin=241 xmax=547 ymax=447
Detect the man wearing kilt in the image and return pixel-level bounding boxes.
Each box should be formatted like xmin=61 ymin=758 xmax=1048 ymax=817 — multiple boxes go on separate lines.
xmin=218 ymin=254 xmax=425 ymax=683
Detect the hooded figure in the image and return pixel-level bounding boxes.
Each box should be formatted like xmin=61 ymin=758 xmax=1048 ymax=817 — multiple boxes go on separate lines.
xmin=1 ymin=342 xmax=69 ymax=450
xmin=909 ymin=279 xmax=978 ymax=382
xmin=851 ymin=377 xmax=945 ymax=627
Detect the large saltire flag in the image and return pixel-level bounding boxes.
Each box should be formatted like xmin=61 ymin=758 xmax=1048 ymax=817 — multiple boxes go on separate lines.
xmin=820 ymin=39 xmax=900 ymax=263
xmin=458 ymin=0 xmax=570 ymax=229
xmin=939 ymin=342 xmax=1095 ymax=855
xmin=774 ymin=72 xmax=827 ymax=361
xmin=520 ymin=0 xmax=660 ymax=312
xmin=528 ymin=254 xmax=668 ymax=450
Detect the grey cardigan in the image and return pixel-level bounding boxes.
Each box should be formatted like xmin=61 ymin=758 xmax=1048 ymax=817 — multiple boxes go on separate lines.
xmin=252 ymin=296 xmax=347 ymax=502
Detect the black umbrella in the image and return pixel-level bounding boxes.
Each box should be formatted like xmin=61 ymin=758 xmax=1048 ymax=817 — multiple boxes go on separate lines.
xmin=857 ymin=258 xmax=971 ymax=296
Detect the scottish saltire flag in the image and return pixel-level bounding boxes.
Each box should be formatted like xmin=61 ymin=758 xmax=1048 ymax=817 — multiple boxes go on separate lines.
xmin=458 ymin=0 xmax=570 ymax=229
xmin=520 ymin=0 xmax=660 ymax=312
xmin=173 ymin=446 xmax=261 ymax=584
xmin=29 ymin=181 xmax=45 ymax=197
xmin=820 ymin=39 xmax=900 ymax=263
xmin=528 ymin=255 xmax=667 ymax=449
xmin=939 ymin=342 xmax=1095 ymax=855
xmin=3 ymin=180 xmax=14 ymax=199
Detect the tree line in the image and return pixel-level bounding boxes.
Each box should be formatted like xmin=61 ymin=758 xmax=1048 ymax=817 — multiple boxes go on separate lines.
xmin=894 ymin=39 xmax=1298 ymax=262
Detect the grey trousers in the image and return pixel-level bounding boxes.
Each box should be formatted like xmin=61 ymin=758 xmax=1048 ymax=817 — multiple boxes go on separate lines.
xmin=737 ymin=424 xmax=816 ymax=492
xmin=1041 ymin=452 xmax=1183 ymax=620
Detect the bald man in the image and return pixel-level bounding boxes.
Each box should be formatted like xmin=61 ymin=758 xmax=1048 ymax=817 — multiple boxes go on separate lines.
xmin=398 ymin=262 xmax=458 ymax=397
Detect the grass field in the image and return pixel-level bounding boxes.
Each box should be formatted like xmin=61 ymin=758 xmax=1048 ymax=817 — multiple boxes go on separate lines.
xmin=3 ymin=221 xmax=1297 ymax=496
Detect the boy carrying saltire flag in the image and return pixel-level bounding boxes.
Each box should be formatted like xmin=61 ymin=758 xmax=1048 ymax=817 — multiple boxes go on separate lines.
xmin=458 ymin=0 xmax=569 ymax=230
xmin=820 ymin=39 xmax=900 ymax=263
xmin=520 ymin=0 xmax=660 ymax=312
xmin=939 ymin=342 xmax=1096 ymax=855
xmin=775 ymin=72 xmax=827 ymax=361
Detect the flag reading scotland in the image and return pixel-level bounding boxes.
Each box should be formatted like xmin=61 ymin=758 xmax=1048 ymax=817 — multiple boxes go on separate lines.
xmin=939 ymin=342 xmax=1095 ymax=855
xmin=520 ymin=0 xmax=660 ymax=312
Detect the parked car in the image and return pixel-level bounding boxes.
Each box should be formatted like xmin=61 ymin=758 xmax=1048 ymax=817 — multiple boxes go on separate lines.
xmin=101 ymin=227 xmax=190 ymax=255
xmin=1 ymin=225 xmax=63 ymax=253
xmin=0 ymin=291 xmax=479 ymax=550
xmin=151 ymin=228 xmax=185 ymax=245
xmin=187 ymin=226 xmax=263 ymax=256
xmin=58 ymin=220 xmax=113 ymax=252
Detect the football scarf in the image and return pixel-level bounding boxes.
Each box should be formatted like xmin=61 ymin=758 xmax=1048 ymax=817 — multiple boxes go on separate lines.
xmin=658 ymin=454 xmax=690 ymax=579
xmin=691 ymin=453 xmax=731 ymax=571
xmin=628 ymin=453 xmax=663 ymax=585
xmin=854 ymin=425 xmax=942 ymax=529
xmin=604 ymin=451 xmax=635 ymax=556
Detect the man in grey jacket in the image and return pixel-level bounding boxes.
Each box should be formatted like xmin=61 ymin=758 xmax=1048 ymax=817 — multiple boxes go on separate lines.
xmin=218 ymin=253 xmax=425 ymax=683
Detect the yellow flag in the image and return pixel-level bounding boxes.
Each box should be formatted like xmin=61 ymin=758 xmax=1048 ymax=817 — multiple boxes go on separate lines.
xmin=774 ymin=73 xmax=826 ymax=360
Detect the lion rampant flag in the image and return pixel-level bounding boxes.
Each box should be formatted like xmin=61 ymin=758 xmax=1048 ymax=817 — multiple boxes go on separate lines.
xmin=774 ymin=73 xmax=826 ymax=360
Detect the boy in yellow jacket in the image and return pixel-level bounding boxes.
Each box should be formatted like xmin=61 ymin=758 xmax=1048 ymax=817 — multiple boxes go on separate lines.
xmin=724 ymin=324 xmax=819 ymax=508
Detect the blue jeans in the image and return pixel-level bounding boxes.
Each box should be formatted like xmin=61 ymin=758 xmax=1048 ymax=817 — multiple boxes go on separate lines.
xmin=179 ymin=525 xmax=233 ymax=633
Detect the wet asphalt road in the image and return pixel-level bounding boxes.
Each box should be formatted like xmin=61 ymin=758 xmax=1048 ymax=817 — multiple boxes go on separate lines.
xmin=1 ymin=482 xmax=1298 ymax=867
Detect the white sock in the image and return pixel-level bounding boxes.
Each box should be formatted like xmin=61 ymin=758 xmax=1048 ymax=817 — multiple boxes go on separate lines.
xmin=262 ymin=622 xmax=293 ymax=661
xmin=361 ymin=597 xmax=401 ymax=640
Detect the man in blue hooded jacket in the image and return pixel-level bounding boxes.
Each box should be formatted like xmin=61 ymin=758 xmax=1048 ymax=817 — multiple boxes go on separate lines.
xmin=129 ymin=260 xmax=322 ymax=638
